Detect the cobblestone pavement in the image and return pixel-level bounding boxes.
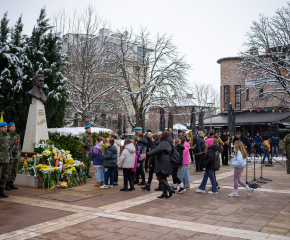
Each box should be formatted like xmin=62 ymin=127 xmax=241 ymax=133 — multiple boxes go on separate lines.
xmin=0 ymin=158 xmax=290 ymax=240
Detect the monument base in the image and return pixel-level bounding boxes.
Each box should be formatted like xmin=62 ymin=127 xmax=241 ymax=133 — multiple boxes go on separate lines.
xmin=14 ymin=174 xmax=41 ymax=188
xmin=22 ymin=98 xmax=49 ymax=153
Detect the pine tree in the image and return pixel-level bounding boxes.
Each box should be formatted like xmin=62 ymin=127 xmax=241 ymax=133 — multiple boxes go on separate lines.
xmin=24 ymin=8 xmax=67 ymax=128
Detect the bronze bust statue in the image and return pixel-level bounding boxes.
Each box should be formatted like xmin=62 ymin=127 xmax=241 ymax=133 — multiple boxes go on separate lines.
xmin=26 ymin=74 xmax=47 ymax=102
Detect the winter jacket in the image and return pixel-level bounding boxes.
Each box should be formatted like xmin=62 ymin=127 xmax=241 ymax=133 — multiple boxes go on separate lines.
xmin=220 ymin=135 xmax=229 ymax=151
xmin=147 ymin=136 xmax=174 ymax=176
xmin=203 ymin=145 xmax=219 ymax=170
xmin=254 ymin=136 xmax=262 ymax=146
xmin=271 ymin=137 xmax=279 ymax=146
xmin=121 ymin=135 xmax=129 ymax=140
xmin=263 ymin=140 xmax=271 ymax=152
xmin=232 ymin=150 xmax=247 ymax=168
xmin=183 ymin=141 xmax=190 ymax=166
xmin=175 ymin=144 xmax=185 ymax=167
xmin=149 ymin=140 xmax=160 ymax=169
xmin=233 ymin=136 xmax=245 ymax=145
xmin=118 ymin=143 xmax=136 ymax=169
xmin=114 ymin=139 xmax=121 ymax=163
xmin=195 ymin=136 xmax=206 ymax=153
xmin=88 ymin=147 xmax=103 ymax=165
xmin=136 ymin=138 xmax=148 ymax=162
xmin=102 ymin=145 xmax=117 ymax=168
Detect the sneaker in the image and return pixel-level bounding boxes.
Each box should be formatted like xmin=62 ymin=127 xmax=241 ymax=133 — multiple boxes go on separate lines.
xmin=247 ymin=188 xmax=254 ymax=197
xmin=172 ymin=187 xmax=177 ymax=191
xmin=177 ymin=187 xmax=186 ymax=194
xmin=195 ymin=188 xmax=205 ymax=193
xmin=109 ymin=185 xmax=113 ymax=188
xmin=208 ymin=191 xmax=218 ymax=194
xmin=100 ymin=185 xmax=109 ymax=189
xmin=228 ymin=192 xmax=239 ymax=197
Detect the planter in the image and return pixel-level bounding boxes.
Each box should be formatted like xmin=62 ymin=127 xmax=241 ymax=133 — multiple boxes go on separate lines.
xmin=14 ymin=174 xmax=41 ymax=188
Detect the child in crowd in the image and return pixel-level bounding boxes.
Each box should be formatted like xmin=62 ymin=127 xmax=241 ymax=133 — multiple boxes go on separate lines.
xmin=228 ymin=140 xmax=254 ymax=197
xmin=196 ymin=138 xmax=219 ymax=194
xmin=177 ymin=136 xmax=190 ymax=189
xmin=100 ymin=139 xmax=117 ymax=189
xmin=118 ymin=139 xmax=136 ymax=191
xmin=88 ymin=137 xmax=104 ymax=187
xmin=173 ymin=138 xmax=186 ymax=193
xmin=262 ymin=138 xmax=271 ymax=164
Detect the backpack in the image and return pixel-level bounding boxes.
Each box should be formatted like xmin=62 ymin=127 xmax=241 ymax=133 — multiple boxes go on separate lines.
xmin=170 ymin=146 xmax=180 ymax=164
xmin=262 ymin=144 xmax=268 ymax=152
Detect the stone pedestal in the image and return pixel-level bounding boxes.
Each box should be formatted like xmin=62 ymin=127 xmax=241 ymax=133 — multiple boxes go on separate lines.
xmin=14 ymin=174 xmax=40 ymax=188
xmin=22 ymin=98 xmax=49 ymax=153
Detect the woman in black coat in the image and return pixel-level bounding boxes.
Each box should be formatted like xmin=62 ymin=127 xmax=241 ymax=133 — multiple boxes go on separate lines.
xmin=172 ymin=138 xmax=186 ymax=193
xmin=141 ymin=131 xmax=175 ymax=198
xmin=142 ymin=134 xmax=160 ymax=191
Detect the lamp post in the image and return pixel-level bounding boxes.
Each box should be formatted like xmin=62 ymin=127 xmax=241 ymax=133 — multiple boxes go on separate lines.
xmin=207 ymin=103 xmax=214 ymax=132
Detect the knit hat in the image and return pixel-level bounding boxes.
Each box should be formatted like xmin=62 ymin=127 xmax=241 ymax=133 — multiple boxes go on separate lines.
xmin=147 ymin=129 xmax=152 ymax=133
xmin=178 ymin=130 xmax=183 ymax=134
xmin=205 ymin=138 xmax=213 ymax=146
xmin=209 ymin=132 xmax=214 ymax=136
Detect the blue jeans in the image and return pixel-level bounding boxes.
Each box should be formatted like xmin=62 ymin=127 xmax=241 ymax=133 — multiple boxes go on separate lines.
xmin=199 ymin=169 xmax=217 ymax=192
xmin=272 ymin=145 xmax=278 ymax=158
xmin=263 ymin=151 xmax=270 ymax=163
xmin=104 ymin=167 xmax=114 ymax=185
xmin=177 ymin=165 xmax=190 ymax=187
xmin=255 ymin=146 xmax=261 ymax=156
xmin=95 ymin=166 xmax=104 ymax=183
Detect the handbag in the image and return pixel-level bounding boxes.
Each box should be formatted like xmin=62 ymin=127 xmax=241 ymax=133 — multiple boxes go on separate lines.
xmin=170 ymin=146 xmax=180 ymax=164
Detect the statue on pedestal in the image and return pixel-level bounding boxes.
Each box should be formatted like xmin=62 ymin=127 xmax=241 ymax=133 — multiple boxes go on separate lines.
xmin=26 ymin=74 xmax=47 ymax=102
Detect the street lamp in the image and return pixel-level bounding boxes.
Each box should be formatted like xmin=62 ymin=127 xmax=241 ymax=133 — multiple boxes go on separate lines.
xmin=207 ymin=102 xmax=214 ymax=132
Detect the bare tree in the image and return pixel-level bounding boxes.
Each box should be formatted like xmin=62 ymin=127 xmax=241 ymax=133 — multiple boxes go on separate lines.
xmin=239 ymin=3 xmax=290 ymax=104
xmin=104 ymin=27 xmax=191 ymax=129
xmin=192 ymin=83 xmax=220 ymax=110
xmin=51 ymin=5 xmax=118 ymax=126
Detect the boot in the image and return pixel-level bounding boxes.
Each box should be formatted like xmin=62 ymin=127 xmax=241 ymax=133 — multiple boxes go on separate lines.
xmin=10 ymin=181 xmax=18 ymax=190
xmin=120 ymin=184 xmax=128 ymax=191
xmin=128 ymin=181 xmax=135 ymax=191
xmin=94 ymin=182 xmax=102 ymax=187
xmin=138 ymin=181 xmax=146 ymax=185
xmin=154 ymin=184 xmax=163 ymax=191
xmin=0 ymin=187 xmax=9 ymax=198
xmin=141 ymin=183 xmax=150 ymax=191
xmin=157 ymin=186 xmax=169 ymax=199
xmin=162 ymin=181 xmax=175 ymax=198
xmin=86 ymin=170 xmax=92 ymax=178
xmin=5 ymin=182 xmax=11 ymax=191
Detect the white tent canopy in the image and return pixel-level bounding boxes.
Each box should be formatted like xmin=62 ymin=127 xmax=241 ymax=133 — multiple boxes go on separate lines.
xmin=48 ymin=127 xmax=112 ymax=137
xmin=173 ymin=123 xmax=187 ymax=130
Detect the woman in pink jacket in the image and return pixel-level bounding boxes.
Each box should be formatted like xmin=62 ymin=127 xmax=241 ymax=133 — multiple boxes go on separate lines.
xmin=177 ymin=136 xmax=191 ymax=188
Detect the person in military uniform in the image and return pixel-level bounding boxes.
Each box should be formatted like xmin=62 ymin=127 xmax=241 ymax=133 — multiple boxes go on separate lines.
xmin=79 ymin=125 xmax=93 ymax=178
xmin=5 ymin=122 xmax=21 ymax=190
xmin=0 ymin=122 xmax=12 ymax=199
xmin=282 ymin=133 xmax=290 ymax=174
xmin=132 ymin=127 xmax=142 ymax=145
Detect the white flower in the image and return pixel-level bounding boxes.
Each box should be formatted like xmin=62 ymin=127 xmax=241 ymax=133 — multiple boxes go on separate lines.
xmin=67 ymin=171 xmax=72 ymax=175
xmin=66 ymin=154 xmax=72 ymax=160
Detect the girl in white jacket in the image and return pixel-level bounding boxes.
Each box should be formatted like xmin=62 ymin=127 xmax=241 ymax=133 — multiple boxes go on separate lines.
xmin=228 ymin=140 xmax=254 ymax=197
xmin=118 ymin=139 xmax=136 ymax=191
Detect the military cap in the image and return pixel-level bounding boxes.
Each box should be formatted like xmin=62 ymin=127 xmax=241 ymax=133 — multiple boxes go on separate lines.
xmin=135 ymin=127 xmax=142 ymax=130
xmin=8 ymin=122 xmax=15 ymax=128
xmin=0 ymin=122 xmax=7 ymax=127
xmin=84 ymin=125 xmax=91 ymax=129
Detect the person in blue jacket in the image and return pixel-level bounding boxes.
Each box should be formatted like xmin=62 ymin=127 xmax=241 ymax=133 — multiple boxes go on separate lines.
xmin=254 ymin=132 xmax=262 ymax=157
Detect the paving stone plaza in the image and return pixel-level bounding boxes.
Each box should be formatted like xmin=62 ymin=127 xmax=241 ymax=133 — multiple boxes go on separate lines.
xmin=0 ymin=159 xmax=290 ymax=240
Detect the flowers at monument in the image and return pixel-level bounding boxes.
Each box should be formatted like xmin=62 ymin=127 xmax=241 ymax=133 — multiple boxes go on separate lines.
xmin=101 ymin=143 xmax=107 ymax=154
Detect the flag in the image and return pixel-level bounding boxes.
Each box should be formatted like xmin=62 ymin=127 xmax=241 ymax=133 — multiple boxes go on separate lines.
xmin=0 ymin=114 xmax=3 ymax=123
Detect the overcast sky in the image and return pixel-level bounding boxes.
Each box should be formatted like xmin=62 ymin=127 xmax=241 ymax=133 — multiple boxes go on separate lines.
xmin=1 ymin=0 xmax=289 ymax=92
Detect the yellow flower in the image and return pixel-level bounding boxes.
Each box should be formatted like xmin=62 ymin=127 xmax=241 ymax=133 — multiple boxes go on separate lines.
xmin=23 ymin=162 xmax=28 ymax=168
xmin=39 ymin=168 xmax=43 ymax=172
xmin=66 ymin=150 xmax=70 ymax=154
xmin=70 ymin=167 xmax=76 ymax=172
xmin=36 ymin=164 xmax=42 ymax=169
xmin=53 ymin=167 xmax=59 ymax=171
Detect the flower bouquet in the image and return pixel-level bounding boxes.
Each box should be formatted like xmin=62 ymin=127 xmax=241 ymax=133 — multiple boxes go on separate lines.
xmin=101 ymin=144 xmax=107 ymax=154
xmin=34 ymin=142 xmax=47 ymax=154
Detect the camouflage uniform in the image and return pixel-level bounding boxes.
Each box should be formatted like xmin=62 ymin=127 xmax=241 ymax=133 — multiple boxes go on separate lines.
xmin=132 ymin=133 xmax=138 ymax=145
xmin=282 ymin=134 xmax=290 ymax=172
xmin=79 ymin=131 xmax=93 ymax=171
xmin=7 ymin=132 xmax=21 ymax=182
xmin=0 ymin=130 xmax=12 ymax=188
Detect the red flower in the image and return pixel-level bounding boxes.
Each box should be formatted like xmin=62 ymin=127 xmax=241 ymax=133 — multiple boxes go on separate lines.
xmin=86 ymin=148 xmax=89 ymax=151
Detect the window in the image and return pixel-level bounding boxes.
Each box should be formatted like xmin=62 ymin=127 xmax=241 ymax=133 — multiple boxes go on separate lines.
xmin=224 ymin=85 xmax=229 ymax=110
xmin=235 ymin=85 xmax=241 ymax=110
xmin=246 ymin=88 xmax=249 ymax=100
xmin=258 ymin=88 xmax=263 ymax=99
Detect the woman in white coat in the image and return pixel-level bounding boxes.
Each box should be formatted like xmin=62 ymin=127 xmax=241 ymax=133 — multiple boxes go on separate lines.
xmin=118 ymin=139 xmax=136 ymax=191
xmin=228 ymin=140 xmax=254 ymax=197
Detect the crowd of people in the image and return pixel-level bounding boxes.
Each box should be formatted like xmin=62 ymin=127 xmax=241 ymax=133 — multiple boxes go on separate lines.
xmin=85 ymin=126 xmax=272 ymax=198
